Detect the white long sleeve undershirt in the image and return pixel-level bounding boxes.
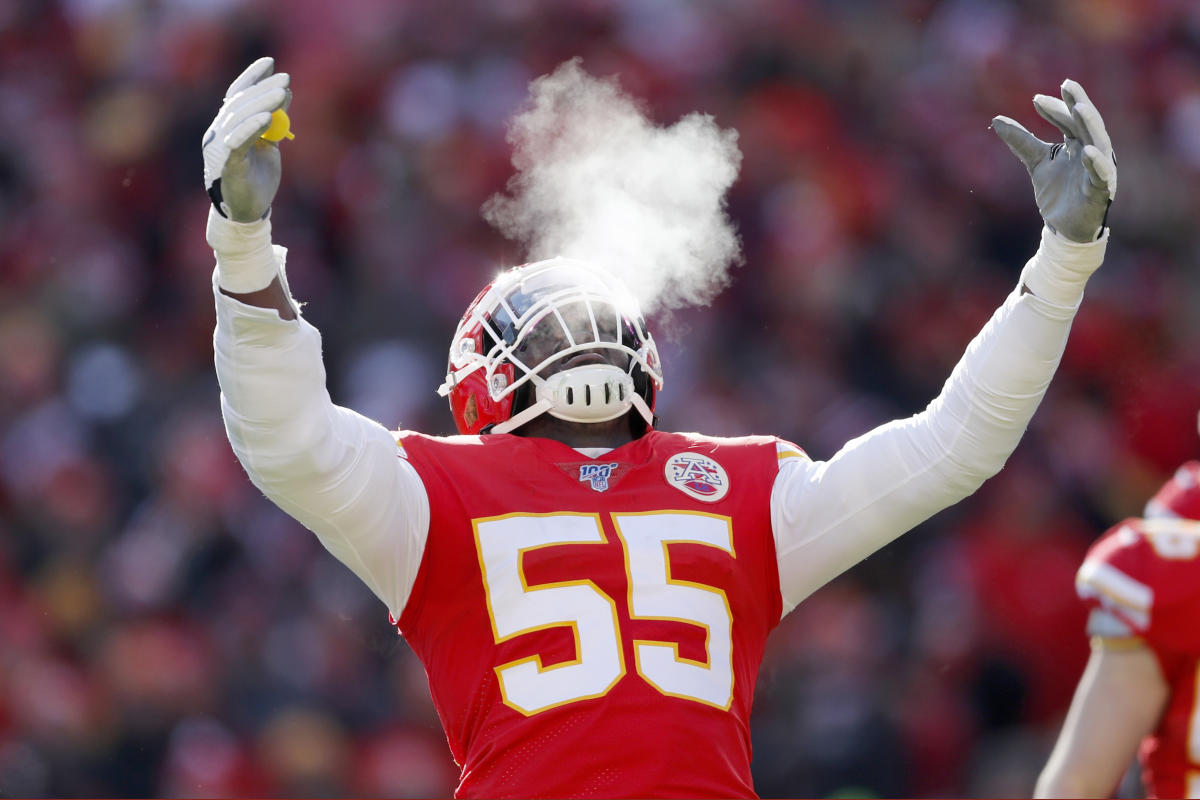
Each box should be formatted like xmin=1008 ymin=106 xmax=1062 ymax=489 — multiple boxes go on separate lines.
xmin=209 ymin=209 xmax=1107 ymax=620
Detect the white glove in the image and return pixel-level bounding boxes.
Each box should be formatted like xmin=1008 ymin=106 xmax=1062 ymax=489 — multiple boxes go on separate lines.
xmin=202 ymin=57 xmax=290 ymax=222
xmin=992 ymin=79 xmax=1117 ymax=243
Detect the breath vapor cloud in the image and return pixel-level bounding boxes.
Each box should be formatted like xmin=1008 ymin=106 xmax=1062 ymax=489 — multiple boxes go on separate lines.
xmin=483 ymin=59 xmax=743 ymax=315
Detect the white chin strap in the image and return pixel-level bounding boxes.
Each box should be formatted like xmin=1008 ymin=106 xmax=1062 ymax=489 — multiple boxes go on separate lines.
xmin=490 ymin=364 xmax=653 ymax=435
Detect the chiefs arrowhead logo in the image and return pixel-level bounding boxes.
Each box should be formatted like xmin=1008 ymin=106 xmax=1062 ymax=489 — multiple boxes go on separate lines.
xmin=664 ymin=452 xmax=729 ymax=502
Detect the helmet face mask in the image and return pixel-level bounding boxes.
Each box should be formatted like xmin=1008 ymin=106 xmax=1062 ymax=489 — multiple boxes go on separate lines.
xmin=439 ymin=257 xmax=662 ymax=435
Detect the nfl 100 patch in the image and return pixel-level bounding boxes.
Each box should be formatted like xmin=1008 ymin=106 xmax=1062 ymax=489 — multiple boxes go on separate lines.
xmin=664 ymin=452 xmax=729 ymax=502
xmin=579 ymin=462 xmax=621 ymax=492
xmin=555 ymin=461 xmax=630 ymax=492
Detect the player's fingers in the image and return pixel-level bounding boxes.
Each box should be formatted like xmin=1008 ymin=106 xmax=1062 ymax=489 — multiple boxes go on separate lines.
xmin=226 ymin=74 xmax=290 ymax=115
xmin=222 ymin=86 xmax=288 ymax=139
xmin=1080 ymin=148 xmax=1106 ymax=190
xmin=1074 ymin=102 xmax=1112 ymax=157
xmin=225 ymin=57 xmax=275 ymax=98
xmin=1060 ymin=79 xmax=1094 ymax=115
xmin=225 ymin=112 xmax=274 ymax=157
xmin=1069 ymin=104 xmax=1094 ymax=147
xmin=281 ymin=87 xmax=293 ymax=114
xmin=991 ymin=115 xmax=1050 ymax=172
xmin=1034 ymin=94 xmax=1080 ymax=140
xmin=1083 ymin=144 xmax=1117 ymax=199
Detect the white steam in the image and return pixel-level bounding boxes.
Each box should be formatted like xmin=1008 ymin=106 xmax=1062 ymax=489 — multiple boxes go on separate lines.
xmin=483 ymin=58 xmax=743 ymax=314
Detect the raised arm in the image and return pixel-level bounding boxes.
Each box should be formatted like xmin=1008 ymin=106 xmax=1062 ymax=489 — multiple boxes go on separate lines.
xmin=771 ymin=80 xmax=1118 ymax=610
xmin=203 ymin=58 xmax=429 ymax=618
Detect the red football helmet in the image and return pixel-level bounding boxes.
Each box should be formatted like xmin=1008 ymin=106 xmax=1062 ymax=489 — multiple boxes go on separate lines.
xmin=1145 ymin=460 xmax=1200 ymax=521
xmin=1143 ymin=412 xmax=1200 ymax=520
xmin=438 ymin=257 xmax=663 ymax=435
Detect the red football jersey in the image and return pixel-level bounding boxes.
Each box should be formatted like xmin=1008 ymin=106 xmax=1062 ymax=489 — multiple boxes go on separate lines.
xmin=393 ymin=430 xmax=786 ymax=799
xmin=1076 ymin=515 xmax=1200 ymax=798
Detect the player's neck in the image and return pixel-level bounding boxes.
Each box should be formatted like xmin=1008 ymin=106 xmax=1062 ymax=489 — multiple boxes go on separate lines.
xmin=513 ymin=414 xmax=636 ymax=449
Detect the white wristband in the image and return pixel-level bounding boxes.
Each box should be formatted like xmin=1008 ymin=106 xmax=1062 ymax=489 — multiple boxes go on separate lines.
xmin=206 ymin=207 xmax=281 ymax=294
xmin=1018 ymin=225 xmax=1109 ymax=308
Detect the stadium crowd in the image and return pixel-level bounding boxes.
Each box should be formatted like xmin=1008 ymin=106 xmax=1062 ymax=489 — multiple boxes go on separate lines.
xmin=1 ymin=0 xmax=1198 ymax=795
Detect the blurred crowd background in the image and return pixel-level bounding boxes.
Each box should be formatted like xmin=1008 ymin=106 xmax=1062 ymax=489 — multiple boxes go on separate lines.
xmin=2 ymin=0 xmax=1199 ymax=796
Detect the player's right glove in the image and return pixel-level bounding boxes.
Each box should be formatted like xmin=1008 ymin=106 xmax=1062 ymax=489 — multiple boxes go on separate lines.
xmin=202 ymin=57 xmax=290 ymax=222
xmin=992 ymin=79 xmax=1117 ymax=243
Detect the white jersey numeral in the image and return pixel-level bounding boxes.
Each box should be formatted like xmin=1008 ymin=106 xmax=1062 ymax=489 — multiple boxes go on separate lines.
xmin=1148 ymin=519 xmax=1200 ymax=797
xmin=473 ymin=511 xmax=736 ymax=715
xmin=474 ymin=513 xmax=625 ymax=716
xmin=1142 ymin=517 xmax=1200 ymax=560
xmin=614 ymin=511 xmax=734 ymax=708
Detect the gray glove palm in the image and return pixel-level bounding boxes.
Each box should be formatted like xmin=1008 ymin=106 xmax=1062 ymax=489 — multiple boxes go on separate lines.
xmin=992 ymin=79 xmax=1117 ymax=243
xmin=202 ymin=57 xmax=291 ymax=222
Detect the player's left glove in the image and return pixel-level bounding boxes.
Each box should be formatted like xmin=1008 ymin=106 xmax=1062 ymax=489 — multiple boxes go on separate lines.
xmin=992 ymin=79 xmax=1116 ymax=243
xmin=202 ymin=57 xmax=290 ymax=222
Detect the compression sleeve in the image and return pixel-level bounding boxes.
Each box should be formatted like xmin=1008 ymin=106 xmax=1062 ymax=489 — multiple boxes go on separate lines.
xmin=210 ymin=209 xmax=429 ymax=618
xmin=770 ymin=226 xmax=1108 ymax=614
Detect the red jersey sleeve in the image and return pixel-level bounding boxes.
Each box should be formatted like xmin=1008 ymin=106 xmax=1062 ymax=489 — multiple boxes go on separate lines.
xmin=1076 ymin=517 xmax=1200 ymax=656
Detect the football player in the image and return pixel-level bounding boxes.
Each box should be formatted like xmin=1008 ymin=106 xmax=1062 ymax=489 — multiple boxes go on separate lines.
xmin=1036 ymin=426 xmax=1200 ymax=799
xmin=204 ymin=57 xmax=1116 ymax=798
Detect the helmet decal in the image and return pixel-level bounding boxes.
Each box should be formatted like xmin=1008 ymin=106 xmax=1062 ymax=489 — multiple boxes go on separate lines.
xmin=463 ymin=395 xmax=478 ymax=431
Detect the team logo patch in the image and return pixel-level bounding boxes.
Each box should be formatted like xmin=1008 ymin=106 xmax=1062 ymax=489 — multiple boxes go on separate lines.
xmin=579 ymin=462 xmax=620 ymax=492
xmin=665 ymin=452 xmax=729 ymax=502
